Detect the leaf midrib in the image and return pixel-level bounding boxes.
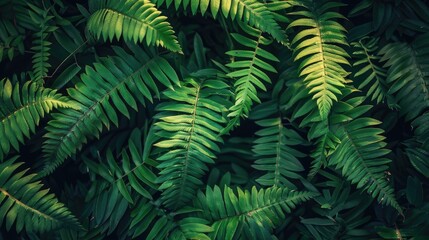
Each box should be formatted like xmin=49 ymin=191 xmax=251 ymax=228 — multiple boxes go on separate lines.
xmin=1 ymin=98 xmax=66 ymax=124
xmin=231 ymin=31 xmax=263 ymax=117
xmin=210 ymin=191 xmax=309 ymax=224
xmin=46 ymin=57 xmax=160 ymax=161
xmin=175 ymin=84 xmax=201 ymax=207
xmin=0 ymin=187 xmax=56 ymax=222
xmin=340 ymin=124 xmax=395 ymax=206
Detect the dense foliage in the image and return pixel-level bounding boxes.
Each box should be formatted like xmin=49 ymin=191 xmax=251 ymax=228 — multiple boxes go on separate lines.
xmin=1 ymin=0 xmax=429 ymax=239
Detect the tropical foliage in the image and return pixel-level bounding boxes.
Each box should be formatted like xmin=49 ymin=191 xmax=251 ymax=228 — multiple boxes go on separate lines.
xmin=1 ymin=0 xmax=429 ymax=239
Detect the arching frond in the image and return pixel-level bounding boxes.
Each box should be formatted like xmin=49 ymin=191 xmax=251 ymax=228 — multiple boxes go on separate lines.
xmin=0 ymin=157 xmax=81 ymax=233
xmin=329 ymin=111 xmax=402 ymax=214
xmin=283 ymin=79 xmax=401 ymax=213
xmin=87 ymin=0 xmax=182 ymax=53
xmin=250 ymin=100 xmax=306 ymax=188
xmin=379 ymin=33 xmax=429 ymax=120
xmin=194 ymin=185 xmax=317 ymax=239
xmin=0 ymin=79 xmax=77 ymax=162
xmin=225 ymin=23 xmax=279 ymax=131
xmin=41 ymin=46 xmax=180 ymax=176
xmin=288 ymin=0 xmax=350 ymax=119
xmin=351 ymin=37 xmax=390 ymax=104
xmin=153 ymin=72 xmax=231 ymax=209
xmin=153 ymin=0 xmax=286 ymax=42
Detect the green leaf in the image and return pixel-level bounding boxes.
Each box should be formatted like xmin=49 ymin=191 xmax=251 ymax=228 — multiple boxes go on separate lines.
xmin=0 ymin=157 xmax=81 ymax=233
xmin=0 ymin=79 xmax=77 ymax=162
xmin=195 ymin=185 xmax=317 ymax=239
xmin=154 ymin=75 xmax=231 ymax=209
xmin=41 ymin=46 xmax=179 ymax=176
xmin=87 ymin=0 xmax=182 ymax=53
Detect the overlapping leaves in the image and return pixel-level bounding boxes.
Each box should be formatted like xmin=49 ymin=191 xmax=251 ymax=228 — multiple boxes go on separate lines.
xmin=0 ymin=79 xmax=76 ymax=162
xmin=250 ymin=100 xmax=306 ymax=188
xmin=194 ymin=185 xmax=317 ymax=239
xmin=153 ymin=73 xmax=231 ymax=209
xmin=379 ymin=33 xmax=429 ymax=120
xmin=87 ymin=0 xmax=182 ymax=53
xmin=153 ymin=0 xmax=286 ymax=42
xmin=41 ymin=45 xmax=179 ymax=176
xmin=226 ymin=23 xmax=279 ymax=130
xmin=0 ymin=156 xmax=81 ymax=233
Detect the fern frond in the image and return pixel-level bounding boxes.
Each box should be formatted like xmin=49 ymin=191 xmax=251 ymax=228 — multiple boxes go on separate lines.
xmin=288 ymin=0 xmax=350 ymax=119
xmin=379 ymin=33 xmax=429 ymax=120
xmin=154 ymin=73 xmax=230 ymax=209
xmin=351 ymin=37 xmax=390 ymax=104
xmin=87 ymin=0 xmax=182 ymax=53
xmin=306 ymin=88 xmax=362 ymax=179
xmin=225 ymin=23 xmax=279 ymax=131
xmin=83 ymin=180 xmax=129 ymax=234
xmin=154 ymin=0 xmax=286 ymax=42
xmin=329 ymin=115 xmax=402 ymax=214
xmin=28 ymin=3 xmax=57 ymax=84
xmin=308 ymin=123 xmax=340 ymax=179
xmin=41 ymin=46 xmax=179 ymax=176
xmin=250 ymin=101 xmax=306 ymax=188
xmin=129 ymin=199 xmax=212 ymax=239
xmin=194 ymin=185 xmax=317 ymax=239
xmin=0 ymin=156 xmax=81 ymax=233
xmin=0 ymin=79 xmax=77 ymax=162
xmin=85 ymin=129 xmax=158 ymax=205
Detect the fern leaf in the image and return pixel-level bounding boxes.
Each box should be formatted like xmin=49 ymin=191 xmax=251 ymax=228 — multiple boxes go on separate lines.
xmin=41 ymin=46 xmax=179 ymax=176
xmin=288 ymin=0 xmax=350 ymax=119
xmin=225 ymin=23 xmax=279 ymax=131
xmin=154 ymin=73 xmax=230 ymax=209
xmin=154 ymin=0 xmax=286 ymax=42
xmin=250 ymin=101 xmax=306 ymax=188
xmin=84 ymin=180 xmax=129 ymax=233
xmin=194 ymin=185 xmax=317 ymax=239
xmin=308 ymin=123 xmax=340 ymax=179
xmin=306 ymin=88 xmax=360 ymax=179
xmin=129 ymin=199 xmax=212 ymax=239
xmin=379 ymin=33 xmax=429 ymax=120
xmin=351 ymin=37 xmax=390 ymax=104
xmin=0 ymin=156 xmax=81 ymax=233
xmin=28 ymin=3 xmax=57 ymax=83
xmin=0 ymin=79 xmax=77 ymax=162
xmin=85 ymin=129 xmax=158 ymax=204
xmin=87 ymin=0 xmax=182 ymax=53
xmin=329 ymin=116 xmax=402 ymax=214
